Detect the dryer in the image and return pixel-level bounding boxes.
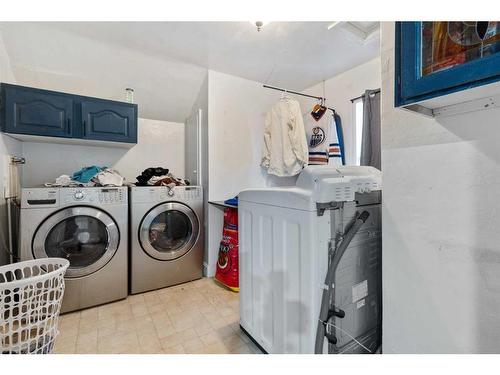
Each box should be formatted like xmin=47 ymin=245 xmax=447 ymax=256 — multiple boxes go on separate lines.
xmin=19 ymin=186 xmax=128 ymax=313
xmin=129 ymin=186 xmax=203 ymax=294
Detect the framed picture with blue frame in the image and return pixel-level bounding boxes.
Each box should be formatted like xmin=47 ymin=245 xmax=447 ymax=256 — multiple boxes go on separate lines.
xmin=395 ymin=21 xmax=500 ymax=107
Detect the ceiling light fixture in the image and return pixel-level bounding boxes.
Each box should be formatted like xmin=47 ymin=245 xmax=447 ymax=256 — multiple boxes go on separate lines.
xmin=251 ymin=21 xmax=269 ymax=32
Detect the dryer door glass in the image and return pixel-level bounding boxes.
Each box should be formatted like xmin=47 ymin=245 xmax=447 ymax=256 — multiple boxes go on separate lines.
xmin=149 ymin=210 xmax=192 ymax=252
xmin=140 ymin=202 xmax=199 ymax=261
xmin=33 ymin=207 xmax=120 ymax=278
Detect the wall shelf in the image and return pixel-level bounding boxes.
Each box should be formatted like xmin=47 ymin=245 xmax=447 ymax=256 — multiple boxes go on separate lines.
xmin=208 ymin=200 xmax=238 ymax=209
xmin=4 ymin=132 xmax=136 ymax=148
xmin=400 ymin=82 xmax=500 ymax=118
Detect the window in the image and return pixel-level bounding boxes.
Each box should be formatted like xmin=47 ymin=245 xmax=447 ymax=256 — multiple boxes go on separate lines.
xmin=353 ymin=98 xmax=364 ymax=166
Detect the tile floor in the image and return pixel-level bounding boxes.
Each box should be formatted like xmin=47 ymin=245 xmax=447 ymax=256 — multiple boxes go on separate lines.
xmin=53 ymin=278 xmax=263 ymax=354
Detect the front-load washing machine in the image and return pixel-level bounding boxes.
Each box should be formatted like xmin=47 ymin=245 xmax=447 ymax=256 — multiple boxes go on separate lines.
xmin=19 ymin=186 xmax=128 ymax=313
xmin=130 ymin=185 xmax=203 ymax=294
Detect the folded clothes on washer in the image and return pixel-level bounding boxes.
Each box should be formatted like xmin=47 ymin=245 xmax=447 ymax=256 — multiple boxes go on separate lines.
xmin=135 ymin=167 xmax=169 ymax=186
xmin=135 ymin=167 xmax=190 ymax=187
xmin=45 ymin=174 xmax=80 ymax=187
xmin=95 ymin=168 xmax=124 ymax=187
xmin=45 ymin=176 xmax=93 ymax=187
xmin=72 ymin=166 xmax=104 ymax=183
xmin=150 ymin=174 xmax=189 ymax=187
xmin=45 ymin=167 xmax=125 ymax=187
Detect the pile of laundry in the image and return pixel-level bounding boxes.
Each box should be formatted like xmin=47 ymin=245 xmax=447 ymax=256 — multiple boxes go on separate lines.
xmin=45 ymin=166 xmax=125 ymax=187
xmin=135 ymin=167 xmax=190 ymax=187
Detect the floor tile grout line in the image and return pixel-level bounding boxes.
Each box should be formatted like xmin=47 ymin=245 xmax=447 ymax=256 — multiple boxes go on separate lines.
xmin=54 ymin=277 xmax=253 ymax=354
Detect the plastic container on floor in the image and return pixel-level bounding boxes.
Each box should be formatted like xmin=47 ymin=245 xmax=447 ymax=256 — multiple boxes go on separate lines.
xmin=215 ymin=207 xmax=239 ymax=291
xmin=0 ymin=258 xmax=69 ymax=354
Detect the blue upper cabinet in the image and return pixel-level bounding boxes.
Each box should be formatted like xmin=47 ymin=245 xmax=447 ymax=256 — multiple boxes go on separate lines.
xmin=81 ymin=99 xmax=137 ymax=143
xmin=395 ymin=22 xmax=500 ymax=107
xmin=0 ymin=83 xmax=138 ymax=145
xmin=1 ymin=84 xmax=74 ymax=137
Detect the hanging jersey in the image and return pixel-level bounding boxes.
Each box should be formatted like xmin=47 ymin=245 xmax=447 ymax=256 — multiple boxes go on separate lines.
xmin=328 ymin=114 xmax=343 ymax=166
xmin=333 ymin=113 xmax=346 ymax=166
xmin=304 ymin=113 xmax=330 ymax=165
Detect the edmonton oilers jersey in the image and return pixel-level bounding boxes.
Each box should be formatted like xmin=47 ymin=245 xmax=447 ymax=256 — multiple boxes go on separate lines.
xmin=304 ymin=113 xmax=330 ymax=165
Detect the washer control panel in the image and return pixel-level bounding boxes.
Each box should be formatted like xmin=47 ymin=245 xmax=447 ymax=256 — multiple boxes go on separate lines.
xmin=98 ymin=188 xmax=126 ymax=204
xmin=74 ymin=190 xmax=85 ymax=200
xmin=62 ymin=187 xmax=127 ymax=205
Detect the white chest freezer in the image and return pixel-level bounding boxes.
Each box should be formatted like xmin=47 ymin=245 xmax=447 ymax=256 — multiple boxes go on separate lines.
xmin=238 ymin=165 xmax=382 ymax=354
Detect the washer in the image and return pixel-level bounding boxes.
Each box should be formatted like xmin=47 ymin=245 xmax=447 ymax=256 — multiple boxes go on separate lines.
xmin=19 ymin=186 xmax=128 ymax=313
xmin=130 ymin=185 xmax=203 ymax=294
xmin=238 ymin=166 xmax=382 ymax=354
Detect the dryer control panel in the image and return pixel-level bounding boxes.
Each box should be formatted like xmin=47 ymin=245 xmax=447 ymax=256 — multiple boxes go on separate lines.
xmin=158 ymin=186 xmax=201 ymax=200
xmin=132 ymin=186 xmax=202 ymax=203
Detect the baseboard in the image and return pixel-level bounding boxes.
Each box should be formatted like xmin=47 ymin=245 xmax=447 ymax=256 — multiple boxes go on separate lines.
xmin=203 ymin=261 xmax=217 ymax=277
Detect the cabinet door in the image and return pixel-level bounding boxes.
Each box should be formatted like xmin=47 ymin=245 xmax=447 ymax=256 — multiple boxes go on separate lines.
xmin=81 ymin=100 xmax=137 ymax=143
xmin=396 ymin=21 xmax=500 ymax=106
xmin=2 ymin=85 xmax=73 ymax=137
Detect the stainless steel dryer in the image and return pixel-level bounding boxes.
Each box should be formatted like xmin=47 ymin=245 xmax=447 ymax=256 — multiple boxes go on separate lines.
xmin=19 ymin=187 xmax=128 ymax=313
xmin=129 ymin=186 xmax=203 ymax=294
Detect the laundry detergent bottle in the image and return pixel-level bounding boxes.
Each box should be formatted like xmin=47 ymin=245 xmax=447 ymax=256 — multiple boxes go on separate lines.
xmin=215 ymin=207 xmax=239 ymax=291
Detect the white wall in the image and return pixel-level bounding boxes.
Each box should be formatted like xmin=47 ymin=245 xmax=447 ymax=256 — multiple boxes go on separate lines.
xmin=0 ymin=32 xmax=22 ymax=266
xmin=302 ymin=57 xmax=381 ymax=165
xmin=185 ymin=73 xmax=210 ymax=274
xmin=205 ymin=70 xmax=298 ymax=275
xmin=207 ymin=70 xmax=299 ymax=201
xmin=22 ymin=119 xmax=184 ymax=186
xmin=203 ymin=63 xmax=382 ymax=276
xmin=381 ymin=22 xmax=500 ymax=353
xmin=185 ymin=73 xmax=208 ymax=186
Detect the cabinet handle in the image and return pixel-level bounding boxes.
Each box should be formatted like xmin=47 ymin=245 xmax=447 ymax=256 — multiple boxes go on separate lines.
xmin=83 ymin=120 xmax=86 ymax=136
xmin=67 ymin=118 xmax=71 ymax=134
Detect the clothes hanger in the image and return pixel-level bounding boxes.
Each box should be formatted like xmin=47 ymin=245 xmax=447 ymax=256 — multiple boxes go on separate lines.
xmin=311 ymin=97 xmax=327 ymax=121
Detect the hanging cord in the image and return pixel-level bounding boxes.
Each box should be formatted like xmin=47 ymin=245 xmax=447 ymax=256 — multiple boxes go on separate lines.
xmin=263 ymin=30 xmax=289 ymax=86
xmin=264 ymin=61 xmax=277 ymax=86
xmin=322 ymin=319 xmax=373 ymax=354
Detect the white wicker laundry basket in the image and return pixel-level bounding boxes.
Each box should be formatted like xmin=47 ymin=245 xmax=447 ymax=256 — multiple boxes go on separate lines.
xmin=0 ymin=258 xmax=69 ymax=354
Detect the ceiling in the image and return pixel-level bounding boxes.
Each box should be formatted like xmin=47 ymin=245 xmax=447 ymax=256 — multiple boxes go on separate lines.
xmin=0 ymin=22 xmax=379 ymax=122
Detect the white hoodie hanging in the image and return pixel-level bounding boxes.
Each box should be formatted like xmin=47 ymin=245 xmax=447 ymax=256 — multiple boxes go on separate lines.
xmin=261 ymin=98 xmax=308 ymax=177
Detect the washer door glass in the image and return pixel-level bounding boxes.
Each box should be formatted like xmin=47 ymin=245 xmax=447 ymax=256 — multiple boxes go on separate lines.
xmin=45 ymin=216 xmax=109 ymax=267
xmin=140 ymin=202 xmax=199 ymax=261
xmin=33 ymin=207 xmax=120 ymax=278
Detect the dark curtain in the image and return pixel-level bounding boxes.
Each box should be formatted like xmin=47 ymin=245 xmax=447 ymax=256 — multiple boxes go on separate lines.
xmin=360 ymin=89 xmax=381 ymax=170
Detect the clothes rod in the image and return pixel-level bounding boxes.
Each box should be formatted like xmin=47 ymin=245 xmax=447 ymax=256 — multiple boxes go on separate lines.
xmin=263 ymin=84 xmax=336 ymax=112
xmin=263 ymin=84 xmax=325 ymax=100
xmin=350 ymin=89 xmax=381 ymax=103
